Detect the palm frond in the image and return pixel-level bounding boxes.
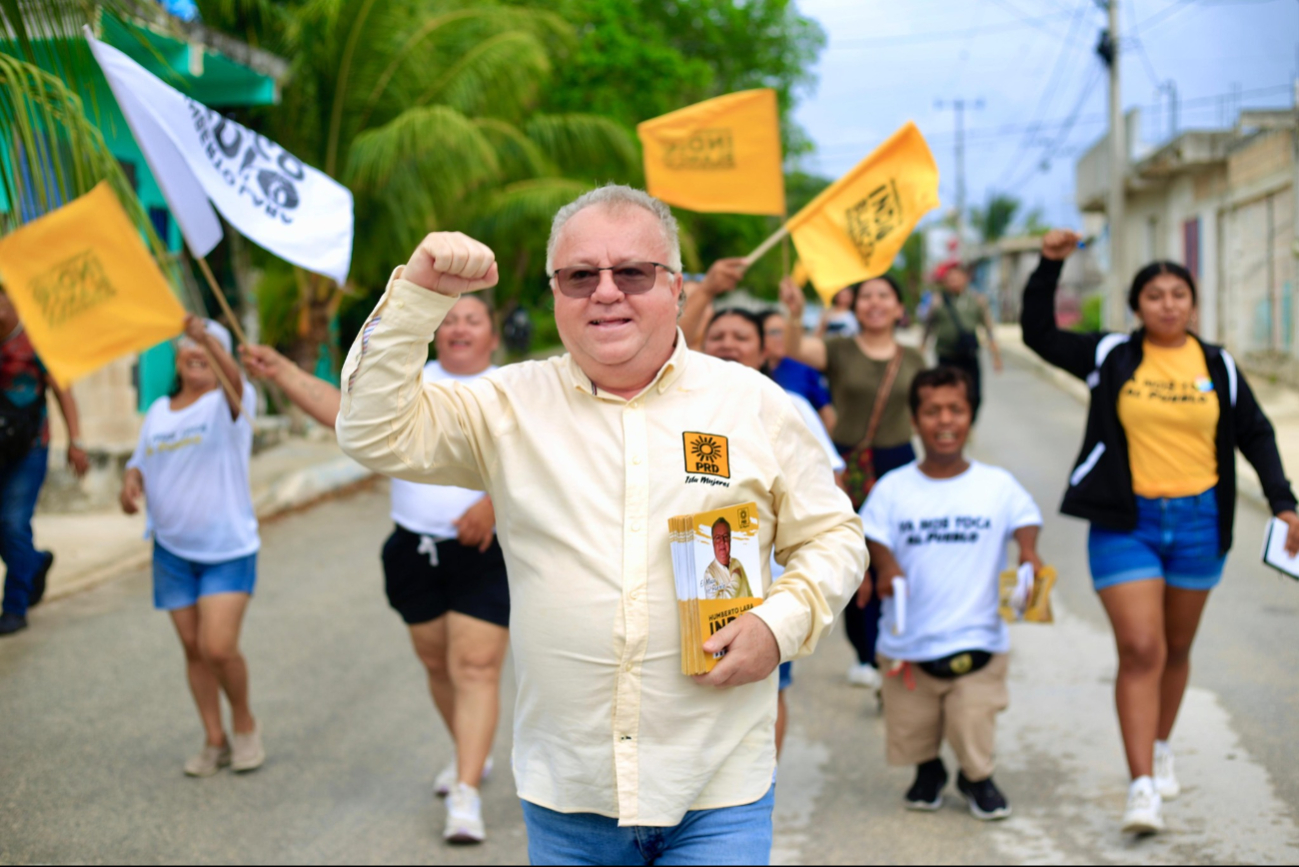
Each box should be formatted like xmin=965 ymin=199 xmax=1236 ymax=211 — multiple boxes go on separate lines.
xmin=344 ymin=103 xmax=501 ymax=205
xmin=524 ymin=113 xmax=640 ymax=184
xmin=474 ymin=117 xmax=552 ymax=182
xmin=417 ymin=30 xmax=548 ymax=120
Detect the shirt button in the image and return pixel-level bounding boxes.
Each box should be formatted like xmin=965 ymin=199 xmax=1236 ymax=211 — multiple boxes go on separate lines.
xmin=629 ymin=400 xmax=640 ymax=409
xmin=624 ymin=663 xmax=634 ymax=673
xmin=633 ymin=455 xmax=642 ymax=465
xmin=631 ymin=521 xmax=642 ymax=532
xmin=394 ymin=300 xmax=404 ymax=308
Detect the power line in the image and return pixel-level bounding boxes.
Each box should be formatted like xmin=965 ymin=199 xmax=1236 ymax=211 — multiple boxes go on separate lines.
xmin=1124 ymin=0 xmax=1162 ymax=87
xmin=1002 ymin=64 xmax=1105 ymax=193
xmin=991 ymin=0 xmax=1095 ymax=191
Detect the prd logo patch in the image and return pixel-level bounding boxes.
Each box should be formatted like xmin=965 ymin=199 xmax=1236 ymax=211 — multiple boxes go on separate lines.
xmin=845 ymin=180 xmax=903 ymax=264
xmin=683 ymin=432 xmax=730 ymax=478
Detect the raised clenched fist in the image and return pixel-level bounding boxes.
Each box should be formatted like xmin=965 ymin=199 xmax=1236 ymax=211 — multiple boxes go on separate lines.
xmin=1041 ymin=229 xmax=1082 ymax=262
xmin=403 ymin=232 xmax=500 ymax=296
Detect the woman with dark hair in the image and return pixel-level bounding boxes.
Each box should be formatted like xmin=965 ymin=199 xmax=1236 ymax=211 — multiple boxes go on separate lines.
xmin=1022 ymin=229 xmax=1299 ymax=836
xmin=780 ymin=274 xmax=925 ymax=694
xmin=700 ymin=308 xmax=845 ymax=759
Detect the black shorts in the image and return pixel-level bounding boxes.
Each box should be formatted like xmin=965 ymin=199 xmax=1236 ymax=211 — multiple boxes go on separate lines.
xmin=380 ymin=525 xmax=510 ymax=627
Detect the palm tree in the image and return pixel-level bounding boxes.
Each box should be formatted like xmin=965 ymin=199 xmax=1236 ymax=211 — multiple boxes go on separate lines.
xmin=198 ymin=0 xmax=640 ymax=371
xmin=0 ymin=1 xmax=162 ymax=247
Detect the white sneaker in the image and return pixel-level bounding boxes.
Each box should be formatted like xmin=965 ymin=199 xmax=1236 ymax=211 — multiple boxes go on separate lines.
xmin=1121 ymin=776 xmax=1165 ymax=835
xmin=444 ymin=782 xmax=485 ymax=844
xmin=435 ymin=756 xmax=494 ymax=797
xmin=846 ymin=663 xmax=883 ymax=690
xmin=1154 ymin=741 xmax=1180 ymax=800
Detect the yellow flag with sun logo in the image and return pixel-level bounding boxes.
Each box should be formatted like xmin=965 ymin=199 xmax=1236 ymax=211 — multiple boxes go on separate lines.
xmin=638 ymin=89 xmax=786 ymax=216
xmin=0 ymin=182 xmax=186 ymax=387
xmin=787 ymin=122 xmax=939 ymax=304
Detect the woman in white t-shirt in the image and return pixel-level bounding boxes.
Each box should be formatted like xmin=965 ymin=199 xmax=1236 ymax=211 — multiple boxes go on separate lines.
xmin=241 ymin=295 xmax=507 ymax=845
xmin=701 ymin=308 xmax=846 ymax=758
xmin=120 ymin=317 xmax=263 ymax=778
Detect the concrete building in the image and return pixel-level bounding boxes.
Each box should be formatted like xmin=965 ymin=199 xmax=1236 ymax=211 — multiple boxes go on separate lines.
xmin=1075 ymin=92 xmax=1298 ymax=382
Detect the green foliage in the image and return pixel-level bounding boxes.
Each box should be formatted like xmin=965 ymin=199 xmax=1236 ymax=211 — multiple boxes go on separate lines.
xmin=522 ymin=0 xmax=825 ymax=156
xmin=970 ymin=194 xmax=1020 ymax=244
xmin=1076 ymin=293 xmax=1104 ymax=333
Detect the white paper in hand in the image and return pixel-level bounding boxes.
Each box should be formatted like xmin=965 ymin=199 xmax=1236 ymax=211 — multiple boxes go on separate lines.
xmin=1010 ymin=562 xmax=1035 ymax=617
xmin=1261 ymin=517 xmax=1299 ymax=580
xmin=892 ymin=577 xmax=907 ymax=635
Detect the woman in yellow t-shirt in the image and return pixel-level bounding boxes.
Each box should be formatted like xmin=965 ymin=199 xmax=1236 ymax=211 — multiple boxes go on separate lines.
xmin=1022 ymin=230 xmax=1299 ymax=837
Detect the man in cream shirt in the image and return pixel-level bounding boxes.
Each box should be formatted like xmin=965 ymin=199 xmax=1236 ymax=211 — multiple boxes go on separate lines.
xmin=704 ymin=517 xmax=753 ymax=600
xmin=337 ymin=185 xmax=865 ymax=866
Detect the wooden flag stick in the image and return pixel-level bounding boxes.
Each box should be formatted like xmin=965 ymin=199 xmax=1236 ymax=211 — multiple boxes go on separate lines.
xmin=743 ymin=225 xmax=789 ymax=267
xmin=195 ymin=255 xmax=250 ymax=347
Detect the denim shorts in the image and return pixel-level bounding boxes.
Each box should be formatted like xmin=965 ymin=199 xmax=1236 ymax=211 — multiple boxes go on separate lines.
xmin=1088 ymin=490 xmax=1225 ymax=592
xmin=778 ymin=661 xmax=793 ymax=692
xmin=152 ymin=542 xmax=258 ymax=611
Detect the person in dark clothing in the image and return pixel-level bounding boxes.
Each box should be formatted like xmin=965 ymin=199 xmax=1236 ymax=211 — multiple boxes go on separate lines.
xmin=0 ymin=286 xmax=89 ymax=637
xmin=1022 ymin=228 xmax=1299 ymax=837
xmin=924 ymin=263 xmax=1002 ymax=421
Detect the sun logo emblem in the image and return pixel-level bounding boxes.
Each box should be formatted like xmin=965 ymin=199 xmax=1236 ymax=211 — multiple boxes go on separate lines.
xmin=683 ymin=432 xmax=730 ymax=478
xmin=691 ymin=437 xmax=721 ymax=461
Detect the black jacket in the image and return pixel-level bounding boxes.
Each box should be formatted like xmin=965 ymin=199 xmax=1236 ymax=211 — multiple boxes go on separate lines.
xmin=1022 ymin=257 xmax=1297 ymax=555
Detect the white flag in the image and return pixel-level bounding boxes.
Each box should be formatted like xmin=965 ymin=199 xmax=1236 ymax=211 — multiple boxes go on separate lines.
xmin=85 ymin=28 xmax=354 ymax=285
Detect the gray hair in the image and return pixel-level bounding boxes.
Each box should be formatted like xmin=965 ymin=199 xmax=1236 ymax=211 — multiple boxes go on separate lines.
xmin=545 ymin=184 xmax=683 ymax=275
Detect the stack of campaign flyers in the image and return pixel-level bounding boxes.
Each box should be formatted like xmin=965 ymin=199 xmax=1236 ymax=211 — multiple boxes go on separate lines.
xmin=668 ymin=502 xmax=763 ymax=675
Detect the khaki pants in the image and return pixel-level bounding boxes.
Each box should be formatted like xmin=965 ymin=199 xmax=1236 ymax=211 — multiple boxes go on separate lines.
xmin=878 ymin=652 xmax=1009 ymax=781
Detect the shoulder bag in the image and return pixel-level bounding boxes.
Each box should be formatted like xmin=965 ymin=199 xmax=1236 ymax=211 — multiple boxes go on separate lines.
xmin=843 ymin=348 xmax=904 ymax=512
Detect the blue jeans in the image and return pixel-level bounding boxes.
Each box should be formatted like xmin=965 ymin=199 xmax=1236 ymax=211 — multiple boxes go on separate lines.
xmin=1088 ymin=490 xmax=1226 ymax=592
xmin=521 ymin=784 xmax=775 ymax=866
xmin=0 ymin=447 xmax=49 ymax=617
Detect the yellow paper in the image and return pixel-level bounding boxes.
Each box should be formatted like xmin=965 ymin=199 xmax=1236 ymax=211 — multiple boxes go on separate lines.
xmin=638 ymin=89 xmax=785 ymax=216
xmin=999 ymin=565 xmax=1057 ymax=624
xmin=0 ymin=182 xmax=185 ymax=387
xmin=786 ymin=121 xmax=939 ymax=305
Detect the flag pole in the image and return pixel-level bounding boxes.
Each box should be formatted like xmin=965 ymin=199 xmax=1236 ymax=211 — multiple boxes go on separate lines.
xmin=743 ymin=225 xmax=789 ymax=267
xmin=194 ymin=255 xmax=250 ymax=347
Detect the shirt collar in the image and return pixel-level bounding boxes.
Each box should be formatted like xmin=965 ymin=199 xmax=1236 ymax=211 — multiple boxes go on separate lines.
xmin=564 ymin=328 xmax=691 ymax=402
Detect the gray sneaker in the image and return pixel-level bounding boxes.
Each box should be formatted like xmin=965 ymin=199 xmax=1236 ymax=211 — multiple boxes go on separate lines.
xmin=184 ymin=742 xmax=231 ymax=778
xmin=231 ymin=724 xmax=265 ymax=773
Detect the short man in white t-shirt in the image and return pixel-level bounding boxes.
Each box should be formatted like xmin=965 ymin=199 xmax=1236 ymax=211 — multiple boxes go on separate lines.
xmin=860 ymin=366 xmax=1043 ymax=822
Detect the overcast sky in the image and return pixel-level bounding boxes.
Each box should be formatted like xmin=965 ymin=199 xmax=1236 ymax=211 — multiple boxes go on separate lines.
xmin=793 ymin=0 xmax=1298 ymax=232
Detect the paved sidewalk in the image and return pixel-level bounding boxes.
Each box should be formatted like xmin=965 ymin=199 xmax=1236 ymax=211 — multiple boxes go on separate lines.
xmin=996 ymin=324 xmax=1299 ymax=509
xmin=24 ymin=437 xmax=374 ymax=604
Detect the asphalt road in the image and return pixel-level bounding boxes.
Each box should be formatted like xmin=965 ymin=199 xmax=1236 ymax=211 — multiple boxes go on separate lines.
xmin=2 ymin=354 xmax=1297 ymax=864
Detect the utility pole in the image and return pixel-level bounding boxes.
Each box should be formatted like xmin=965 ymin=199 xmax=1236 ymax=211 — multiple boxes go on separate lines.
xmin=936 ymin=98 xmax=983 ymax=259
xmin=1101 ymin=0 xmax=1126 ymax=330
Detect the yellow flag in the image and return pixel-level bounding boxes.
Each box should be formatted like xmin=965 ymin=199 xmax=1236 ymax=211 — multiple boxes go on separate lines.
xmin=0 ymin=182 xmax=186 ymax=387
xmin=638 ymin=89 xmax=785 ymax=216
xmin=787 ymin=122 xmax=939 ymax=305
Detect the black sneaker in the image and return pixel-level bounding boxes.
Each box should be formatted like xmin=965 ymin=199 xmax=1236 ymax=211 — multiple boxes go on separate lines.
xmin=957 ymin=772 xmax=1012 ymax=820
xmin=905 ymin=758 xmax=948 ymax=811
xmin=0 ymin=612 xmax=28 ymax=637
xmin=29 ymin=551 xmax=54 ymax=608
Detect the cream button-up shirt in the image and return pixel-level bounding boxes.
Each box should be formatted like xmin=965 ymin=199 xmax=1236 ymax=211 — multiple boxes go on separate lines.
xmin=337 ymin=272 xmax=867 ymax=827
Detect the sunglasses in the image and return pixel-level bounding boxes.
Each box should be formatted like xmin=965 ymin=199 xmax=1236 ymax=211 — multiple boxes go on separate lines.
xmin=549 ymin=261 xmax=675 ymax=299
